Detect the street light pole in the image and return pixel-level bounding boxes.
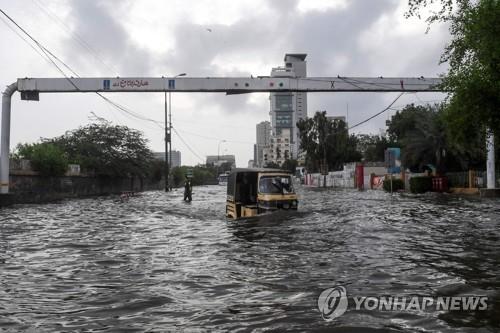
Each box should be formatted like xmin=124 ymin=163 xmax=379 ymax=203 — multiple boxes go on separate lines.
xmin=165 ymin=73 xmax=186 ymax=192
xmin=217 ymin=140 xmax=226 ymax=177
xmin=217 ymin=140 xmax=226 ymax=161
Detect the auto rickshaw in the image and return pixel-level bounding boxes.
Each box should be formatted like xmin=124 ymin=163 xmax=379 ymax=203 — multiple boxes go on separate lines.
xmin=226 ymin=168 xmax=298 ymax=219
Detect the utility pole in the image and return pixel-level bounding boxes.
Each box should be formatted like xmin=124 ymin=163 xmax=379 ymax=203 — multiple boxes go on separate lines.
xmin=164 ymin=73 xmax=186 ymax=192
xmin=164 ymin=90 xmax=169 ymax=192
xmin=168 ymin=90 xmax=172 ymax=189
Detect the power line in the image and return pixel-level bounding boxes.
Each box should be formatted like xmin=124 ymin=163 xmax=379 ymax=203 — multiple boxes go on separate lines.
xmin=348 ymin=93 xmax=405 ymax=130
xmin=171 ymin=127 xmax=205 ymax=162
xmin=31 ymin=0 xmax=119 ymax=75
xmin=0 ymin=15 xmax=54 ymax=67
xmin=0 ymin=8 xmax=78 ymax=77
xmin=301 ymin=76 xmax=438 ymax=88
xmin=0 ymin=8 xmax=166 ymax=129
xmin=1 ymin=8 xmax=212 ymax=164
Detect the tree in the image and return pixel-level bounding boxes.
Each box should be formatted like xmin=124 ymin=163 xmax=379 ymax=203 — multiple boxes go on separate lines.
xmin=264 ymin=161 xmax=280 ymax=169
xmin=356 ymin=134 xmax=393 ymax=162
xmin=171 ymin=165 xmax=218 ymax=187
xmin=15 ymin=142 xmax=68 ymax=176
xmin=218 ymin=161 xmax=233 ymax=174
xmin=281 ymin=159 xmax=298 ymax=173
xmin=387 ymin=103 xmax=487 ymax=172
xmin=148 ymin=159 xmax=165 ymax=183
xmin=407 ymin=0 xmax=500 ymax=137
xmin=297 ymin=111 xmax=361 ymax=172
xmin=192 ymin=166 xmax=217 ymax=186
xmin=401 ymin=108 xmax=448 ymax=173
xmin=49 ymin=121 xmax=154 ymax=177
xmin=171 ymin=166 xmax=187 ymax=187
xmin=387 ymin=104 xmax=431 ymax=143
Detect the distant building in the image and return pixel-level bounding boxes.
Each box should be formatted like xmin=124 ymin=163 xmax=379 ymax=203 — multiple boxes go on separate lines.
xmin=248 ymin=160 xmax=255 ymax=168
xmin=327 ymin=115 xmax=347 ymax=125
xmin=255 ymin=121 xmax=271 ymax=167
xmin=263 ymin=128 xmax=292 ymax=167
xmin=206 ymin=155 xmax=236 ymax=167
xmin=154 ymin=150 xmax=181 ymax=168
xmin=269 ymin=53 xmax=307 ymax=159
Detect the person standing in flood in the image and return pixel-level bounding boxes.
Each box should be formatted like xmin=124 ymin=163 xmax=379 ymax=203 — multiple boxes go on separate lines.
xmin=183 ymin=177 xmax=192 ymax=202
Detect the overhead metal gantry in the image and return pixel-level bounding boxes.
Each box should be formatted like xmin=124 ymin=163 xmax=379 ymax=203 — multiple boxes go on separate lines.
xmin=14 ymin=76 xmax=442 ymax=94
xmin=1 ymin=75 xmax=494 ymax=194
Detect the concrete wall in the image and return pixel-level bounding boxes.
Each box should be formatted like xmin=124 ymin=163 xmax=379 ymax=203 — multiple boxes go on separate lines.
xmin=304 ymin=164 xmax=387 ymax=189
xmin=6 ymin=174 xmax=162 ymax=204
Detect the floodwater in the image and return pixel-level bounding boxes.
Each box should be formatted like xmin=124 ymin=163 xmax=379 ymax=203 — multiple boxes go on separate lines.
xmin=0 ymin=185 xmax=499 ymax=332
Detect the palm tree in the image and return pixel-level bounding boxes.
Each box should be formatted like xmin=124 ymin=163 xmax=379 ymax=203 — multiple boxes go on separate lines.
xmin=402 ymin=110 xmax=447 ymax=174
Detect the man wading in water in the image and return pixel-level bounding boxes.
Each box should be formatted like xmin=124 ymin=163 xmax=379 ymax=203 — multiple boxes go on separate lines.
xmin=183 ymin=177 xmax=192 ymax=202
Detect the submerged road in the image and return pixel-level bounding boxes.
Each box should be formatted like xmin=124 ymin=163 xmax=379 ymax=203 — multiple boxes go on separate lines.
xmin=0 ymin=185 xmax=499 ymax=332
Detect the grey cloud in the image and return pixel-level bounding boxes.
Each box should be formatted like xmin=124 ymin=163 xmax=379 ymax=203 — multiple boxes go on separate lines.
xmin=65 ymin=0 xmax=153 ymax=76
xmin=62 ymin=0 xmax=446 ymax=131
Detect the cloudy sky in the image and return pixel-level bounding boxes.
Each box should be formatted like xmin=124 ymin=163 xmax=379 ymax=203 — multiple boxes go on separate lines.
xmin=0 ymin=0 xmax=449 ymax=166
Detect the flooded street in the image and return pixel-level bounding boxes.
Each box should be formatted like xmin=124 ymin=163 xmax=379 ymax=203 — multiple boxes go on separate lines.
xmin=0 ymin=185 xmax=499 ymax=332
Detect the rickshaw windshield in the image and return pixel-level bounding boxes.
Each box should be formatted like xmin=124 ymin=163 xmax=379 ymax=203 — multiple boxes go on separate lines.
xmin=259 ymin=175 xmax=294 ymax=194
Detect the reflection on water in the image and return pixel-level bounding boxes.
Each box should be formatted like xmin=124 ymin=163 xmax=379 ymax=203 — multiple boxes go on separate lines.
xmin=0 ymin=186 xmax=499 ymax=331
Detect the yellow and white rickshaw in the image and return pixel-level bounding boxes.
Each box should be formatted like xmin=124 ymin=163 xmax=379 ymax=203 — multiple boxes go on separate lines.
xmin=226 ymin=168 xmax=298 ymax=219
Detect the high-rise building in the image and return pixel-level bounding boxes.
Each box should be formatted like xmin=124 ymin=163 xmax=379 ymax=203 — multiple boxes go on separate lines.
xmin=206 ymin=155 xmax=236 ymax=168
xmin=264 ymin=128 xmax=293 ymax=167
xmin=154 ymin=150 xmax=181 ymax=168
xmin=269 ymin=54 xmax=307 ymax=159
xmin=255 ymin=121 xmax=271 ymax=167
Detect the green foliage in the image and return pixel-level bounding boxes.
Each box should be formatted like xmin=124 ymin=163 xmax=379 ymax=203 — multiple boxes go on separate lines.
xmin=409 ymin=176 xmax=434 ymax=193
xmin=386 ymin=103 xmax=487 ymax=173
xmin=264 ymin=162 xmax=280 ymax=169
xmin=281 ymin=159 xmax=298 ymax=173
xmin=14 ymin=143 xmax=35 ymax=160
xmin=383 ymin=178 xmax=405 ymax=192
xmin=297 ymin=111 xmax=361 ymax=172
xmin=356 ymin=134 xmax=394 ymax=162
xmin=192 ymin=166 xmax=217 ymax=186
xmin=440 ymin=0 xmax=500 ymax=138
xmin=148 ymin=159 xmax=165 ymax=183
xmin=218 ymin=161 xmax=233 ymax=174
xmin=48 ymin=121 xmax=154 ymax=177
xmin=170 ymin=165 xmax=217 ymax=187
xmin=391 ymin=104 xmax=447 ymax=173
xmin=387 ymin=104 xmax=432 ymax=144
xmin=171 ymin=166 xmax=187 ymax=187
xmin=15 ymin=142 xmax=68 ymax=176
xmin=406 ymin=0 xmax=457 ymax=24
xmin=407 ymin=0 xmax=500 ymax=144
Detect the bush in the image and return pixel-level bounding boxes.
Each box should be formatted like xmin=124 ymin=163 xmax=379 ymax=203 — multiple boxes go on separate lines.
xmin=148 ymin=159 xmax=165 ymax=183
xmin=410 ymin=176 xmax=433 ymax=193
xmin=383 ymin=178 xmax=404 ymax=192
xmin=27 ymin=143 xmax=68 ymax=176
xmin=170 ymin=166 xmax=217 ymax=187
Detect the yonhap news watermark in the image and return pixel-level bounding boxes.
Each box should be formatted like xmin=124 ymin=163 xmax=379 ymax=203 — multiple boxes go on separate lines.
xmin=317 ymin=285 xmax=488 ymax=321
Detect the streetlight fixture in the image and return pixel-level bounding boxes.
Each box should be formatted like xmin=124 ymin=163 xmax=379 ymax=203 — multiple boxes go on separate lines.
xmin=165 ymin=72 xmax=187 ymax=192
xmin=217 ymin=140 xmax=227 ymax=161
xmin=216 ymin=140 xmax=227 ymax=177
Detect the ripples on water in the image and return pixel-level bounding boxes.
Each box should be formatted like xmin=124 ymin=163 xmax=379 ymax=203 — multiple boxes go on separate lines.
xmin=0 ymin=186 xmax=499 ymax=332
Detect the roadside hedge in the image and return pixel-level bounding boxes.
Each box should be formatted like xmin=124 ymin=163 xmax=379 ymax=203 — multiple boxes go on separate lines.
xmin=383 ymin=178 xmax=404 ymax=192
xmin=410 ymin=176 xmax=433 ymax=193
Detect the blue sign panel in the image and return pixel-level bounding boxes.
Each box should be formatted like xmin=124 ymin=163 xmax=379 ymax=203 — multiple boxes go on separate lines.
xmin=385 ymin=147 xmax=401 ymax=173
xmin=103 ymin=79 xmax=110 ymax=90
xmin=168 ymin=79 xmax=175 ymax=89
